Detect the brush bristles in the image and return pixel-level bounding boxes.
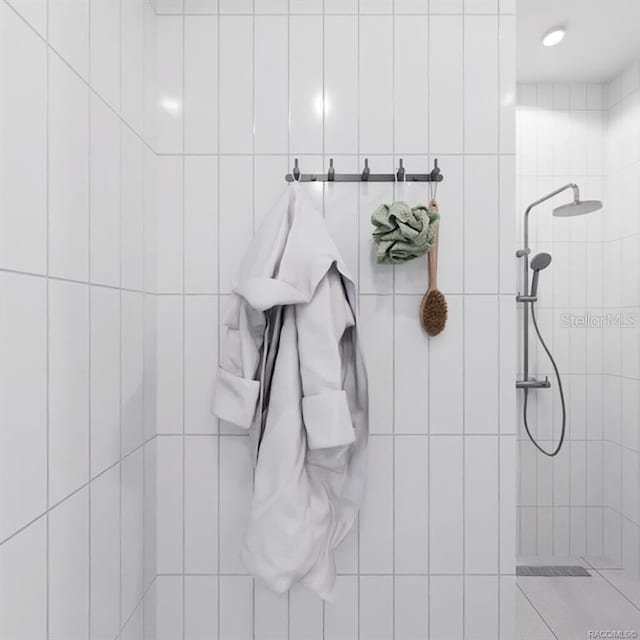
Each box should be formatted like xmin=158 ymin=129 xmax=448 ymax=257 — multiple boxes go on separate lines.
xmin=421 ymin=290 xmax=448 ymax=336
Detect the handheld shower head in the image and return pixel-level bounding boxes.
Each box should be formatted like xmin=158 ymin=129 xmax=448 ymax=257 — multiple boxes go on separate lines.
xmin=530 ymin=252 xmax=552 ymax=298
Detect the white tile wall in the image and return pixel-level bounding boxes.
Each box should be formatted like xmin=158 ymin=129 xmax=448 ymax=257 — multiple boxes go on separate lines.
xmin=516 ymin=71 xmax=640 ymax=574
xmin=148 ymin=0 xmax=515 ymax=634
xmin=0 ymin=0 xmax=516 ymax=638
xmin=0 ymin=1 xmax=157 ymax=639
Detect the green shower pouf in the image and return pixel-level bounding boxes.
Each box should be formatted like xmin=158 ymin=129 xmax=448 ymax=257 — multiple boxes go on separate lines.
xmin=371 ymin=201 xmax=440 ymax=264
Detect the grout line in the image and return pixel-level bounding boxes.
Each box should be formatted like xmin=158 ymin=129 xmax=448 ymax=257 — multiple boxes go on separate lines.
xmin=516 ymin=583 xmax=559 ymax=640
xmin=181 ymin=2 xmax=186 ymax=639
xmin=216 ymin=1 xmax=222 ymax=638
xmin=45 ymin=0 xmax=51 ymax=637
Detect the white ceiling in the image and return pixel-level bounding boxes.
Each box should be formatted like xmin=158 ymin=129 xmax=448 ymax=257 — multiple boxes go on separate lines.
xmin=518 ymin=0 xmax=640 ymax=83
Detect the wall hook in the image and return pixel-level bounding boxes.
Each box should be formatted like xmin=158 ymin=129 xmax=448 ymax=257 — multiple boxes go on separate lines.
xmin=430 ymin=158 xmax=441 ymax=181
xmin=293 ymin=158 xmax=300 ymax=181
xmin=328 ymin=158 xmax=335 ymax=181
xmin=361 ymin=158 xmax=370 ymax=181
xmin=396 ymin=158 xmax=405 ymax=182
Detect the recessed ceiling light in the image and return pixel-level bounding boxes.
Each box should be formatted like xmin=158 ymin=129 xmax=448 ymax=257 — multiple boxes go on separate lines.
xmin=542 ymin=27 xmax=566 ymax=47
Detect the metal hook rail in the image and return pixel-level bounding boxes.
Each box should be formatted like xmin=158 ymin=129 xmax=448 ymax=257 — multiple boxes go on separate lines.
xmin=285 ymin=157 xmax=444 ymax=183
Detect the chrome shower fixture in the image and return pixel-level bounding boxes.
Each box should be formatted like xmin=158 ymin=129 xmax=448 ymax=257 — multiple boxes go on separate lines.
xmin=515 ymin=183 xmax=602 ymax=457
xmin=529 ymin=252 xmax=552 ymax=299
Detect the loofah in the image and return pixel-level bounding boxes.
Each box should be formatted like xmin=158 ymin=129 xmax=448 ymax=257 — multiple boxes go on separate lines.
xmin=420 ymin=289 xmax=448 ymax=336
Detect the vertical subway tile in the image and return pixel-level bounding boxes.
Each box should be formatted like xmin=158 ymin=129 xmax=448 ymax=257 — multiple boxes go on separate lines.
xmin=121 ymin=448 xmax=144 ymax=624
xmin=120 ymin=124 xmax=145 ymax=291
xmin=90 ymin=95 xmax=120 ymax=287
xmin=360 ymin=435 xmax=393 ymax=572
xmin=465 ymin=576 xmax=499 ymax=640
xmin=429 ymin=436 xmax=464 ymax=573
xmin=324 ymin=16 xmax=358 ymax=155
xmin=185 ymin=576 xmax=218 ymax=640
xmin=156 ymin=576 xmax=183 ymax=640
xmin=49 ymin=488 xmax=89 ymax=640
xmin=435 ymin=155 xmax=464 ymax=294
xmin=254 ymin=585 xmax=288 ymax=640
xmin=499 ymin=15 xmax=516 ymax=154
xmin=465 ymin=296 xmax=500 ymax=433
xmin=121 ymin=0 xmax=144 ymax=134
xmin=359 ymin=164 xmax=395 ymax=294
xmin=0 ymin=519 xmax=47 ymax=639
xmin=90 ymin=465 xmax=120 ymax=640
xmin=156 ymin=295 xmax=184 ymax=434
xmin=90 ymin=286 xmax=120 ymax=474
xmin=324 ymin=576 xmax=358 ymax=640
xmin=90 ymin=0 xmax=120 ymax=110
xmin=184 ymin=435 xmax=218 ymax=573
xmin=121 ymin=291 xmax=144 ymax=453
xmin=289 ymin=584 xmax=323 ymax=640
xmin=155 ymin=155 xmax=184 ymax=294
xmin=156 ymin=437 xmax=183 ymax=575
xmin=394 ymin=296 xmax=428 ymax=433
xmin=359 ymin=295 xmax=394 ymax=434
xmin=155 ymin=16 xmax=184 ymax=153
xmin=219 ymin=576 xmax=253 ymax=640
xmin=219 ymin=436 xmax=253 ymax=573
xmin=48 ymin=52 xmax=90 ymax=281
xmin=49 ymin=280 xmax=89 ymax=505
xmin=360 ymin=576 xmax=394 ymax=640
xmin=219 ymin=16 xmax=253 ymax=153
xmin=289 ymin=16 xmax=323 ymax=154
xmin=49 ymin=0 xmax=89 ymax=80
xmin=395 ymin=436 xmax=428 ymax=573
xmin=395 ymin=576 xmax=428 ymax=640
xmin=465 ymin=436 xmax=499 ymax=573
xmin=255 ymin=16 xmax=288 ymax=154
xmin=429 ymin=296 xmax=464 ymax=434
xmin=464 ymin=155 xmax=499 ymax=293
xmin=0 ymin=274 xmax=47 ymax=541
xmin=464 ymin=15 xmax=499 ymax=153
xmin=185 ymin=295 xmax=218 ymax=434
xmin=359 ymin=16 xmax=393 ymax=154
xmin=185 ymin=155 xmax=219 ymax=293
xmin=324 ymin=158 xmax=359 ymax=278
xmin=0 ymin=7 xmax=47 ymax=274
xmin=394 ymin=16 xmax=428 ymax=154
xmin=185 ymin=16 xmax=218 ymax=154
xmin=219 ymin=155 xmax=254 ymax=293
xmin=429 ymin=576 xmax=464 ymax=639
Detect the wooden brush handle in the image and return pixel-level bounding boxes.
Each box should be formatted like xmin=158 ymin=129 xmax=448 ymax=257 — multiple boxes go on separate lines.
xmin=428 ymin=224 xmax=439 ymax=290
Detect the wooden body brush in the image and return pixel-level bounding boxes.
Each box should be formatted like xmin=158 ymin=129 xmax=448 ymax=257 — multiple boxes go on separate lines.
xmin=420 ymin=202 xmax=447 ymax=335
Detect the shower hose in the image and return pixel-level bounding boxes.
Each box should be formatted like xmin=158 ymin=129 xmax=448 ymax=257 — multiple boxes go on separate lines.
xmin=522 ymin=302 xmax=567 ymax=457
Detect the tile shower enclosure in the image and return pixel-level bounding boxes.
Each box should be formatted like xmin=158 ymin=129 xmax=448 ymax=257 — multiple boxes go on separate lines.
xmin=0 ymin=0 xmax=517 ymax=639
xmin=517 ymin=63 xmax=640 ymax=575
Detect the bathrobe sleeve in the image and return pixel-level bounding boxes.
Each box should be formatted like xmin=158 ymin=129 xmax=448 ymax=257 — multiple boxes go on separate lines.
xmin=211 ymin=295 xmax=265 ymax=429
xmin=296 ymin=266 xmax=357 ymax=450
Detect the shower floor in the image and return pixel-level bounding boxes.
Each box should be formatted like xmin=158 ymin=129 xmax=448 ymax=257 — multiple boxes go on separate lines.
xmin=517 ymin=557 xmax=640 ymax=639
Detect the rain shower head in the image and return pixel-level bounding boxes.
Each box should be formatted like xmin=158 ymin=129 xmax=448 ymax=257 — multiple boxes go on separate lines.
xmin=553 ymin=199 xmax=603 ymax=217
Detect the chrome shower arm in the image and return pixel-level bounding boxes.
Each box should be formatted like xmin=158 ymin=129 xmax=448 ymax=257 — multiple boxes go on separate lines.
xmin=522 ymin=183 xmax=578 ymax=252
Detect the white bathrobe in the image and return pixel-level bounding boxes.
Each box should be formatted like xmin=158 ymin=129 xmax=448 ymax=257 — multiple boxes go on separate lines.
xmin=212 ymin=183 xmax=368 ymax=600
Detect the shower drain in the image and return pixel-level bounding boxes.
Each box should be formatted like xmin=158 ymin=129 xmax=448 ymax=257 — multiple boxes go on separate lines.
xmin=516 ymin=565 xmax=591 ymax=577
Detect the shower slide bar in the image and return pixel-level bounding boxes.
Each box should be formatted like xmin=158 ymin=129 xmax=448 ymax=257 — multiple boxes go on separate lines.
xmin=285 ymin=158 xmax=445 ymax=183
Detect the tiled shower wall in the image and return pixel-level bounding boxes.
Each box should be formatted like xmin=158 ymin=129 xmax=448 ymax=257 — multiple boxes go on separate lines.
xmin=516 ymin=82 xmax=608 ymax=559
xmin=516 ymin=68 xmax=640 ymax=574
xmin=149 ymin=1 xmax=517 ymax=639
xmin=602 ymin=60 xmax=640 ymax=575
xmin=0 ymin=0 xmax=158 ymax=638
